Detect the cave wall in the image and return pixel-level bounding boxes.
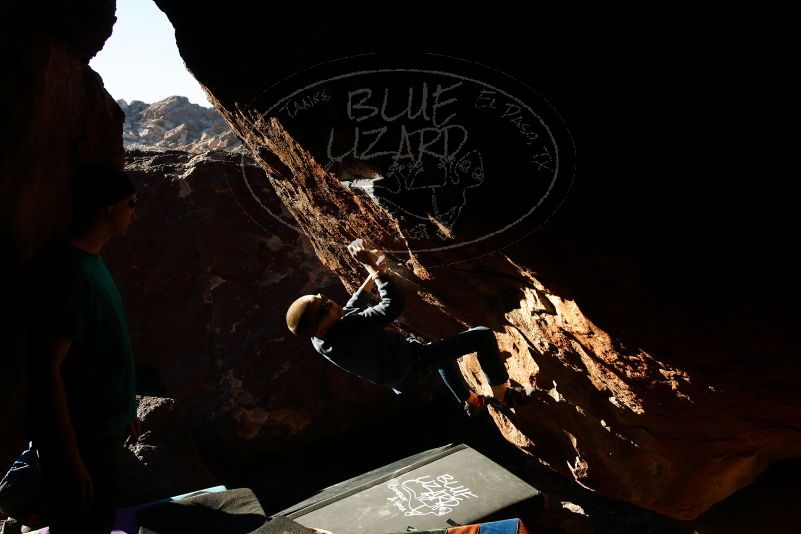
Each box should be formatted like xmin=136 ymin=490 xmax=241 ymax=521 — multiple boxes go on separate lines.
xmin=106 ymin=150 xmax=410 ymax=464
xmin=152 ymin=4 xmax=800 ymax=519
xmin=0 ymin=0 xmax=124 ymax=463
xmin=0 ymin=0 xmax=797 ymax=520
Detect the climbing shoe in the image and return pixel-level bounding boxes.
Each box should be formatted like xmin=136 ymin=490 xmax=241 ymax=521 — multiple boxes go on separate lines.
xmin=463 ymin=395 xmax=489 ymax=418
xmin=493 ymin=385 xmax=531 ymax=410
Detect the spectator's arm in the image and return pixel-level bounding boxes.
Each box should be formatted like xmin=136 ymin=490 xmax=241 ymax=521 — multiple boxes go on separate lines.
xmin=42 ymin=339 xmax=94 ymax=508
xmin=43 ymin=339 xmax=80 ymax=461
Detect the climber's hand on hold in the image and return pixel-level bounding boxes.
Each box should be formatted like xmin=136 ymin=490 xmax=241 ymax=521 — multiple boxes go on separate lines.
xmin=348 ymin=238 xmax=384 ymax=269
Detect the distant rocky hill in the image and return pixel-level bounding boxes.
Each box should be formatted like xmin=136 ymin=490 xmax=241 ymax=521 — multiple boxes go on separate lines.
xmin=119 ymin=96 xmax=242 ymax=152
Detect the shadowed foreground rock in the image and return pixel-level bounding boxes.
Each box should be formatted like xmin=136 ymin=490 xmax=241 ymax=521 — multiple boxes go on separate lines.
xmin=118 ymin=395 xmax=217 ymax=506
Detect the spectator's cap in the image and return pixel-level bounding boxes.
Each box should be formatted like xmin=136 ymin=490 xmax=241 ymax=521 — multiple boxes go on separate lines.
xmin=72 ymin=162 xmax=135 ymax=213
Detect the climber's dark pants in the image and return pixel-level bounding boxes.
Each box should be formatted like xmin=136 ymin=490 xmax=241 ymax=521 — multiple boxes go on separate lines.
xmin=403 ymin=326 xmax=509 ymax=403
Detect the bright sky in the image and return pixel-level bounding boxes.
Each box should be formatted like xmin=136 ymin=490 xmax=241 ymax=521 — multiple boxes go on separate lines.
xmin=90 ymin=0 xmax=212 ymax=107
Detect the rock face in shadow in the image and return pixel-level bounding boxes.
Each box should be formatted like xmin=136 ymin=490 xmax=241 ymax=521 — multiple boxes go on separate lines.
xmin=0 ymin=0 xmax=124 ymax=464
xmin=103 ymin=149 xmax=406 ymax=466
xmin=151 ymin=4 xmax=799 ymax=519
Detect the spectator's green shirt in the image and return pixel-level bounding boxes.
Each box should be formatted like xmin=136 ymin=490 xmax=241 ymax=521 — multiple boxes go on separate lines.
xmin=44 ymin=242 xmax=136 ymax=439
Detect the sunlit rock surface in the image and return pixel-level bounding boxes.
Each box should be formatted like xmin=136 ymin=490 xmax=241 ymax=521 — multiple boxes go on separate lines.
xmin=120 ymin=96 xmax=242 ymax=152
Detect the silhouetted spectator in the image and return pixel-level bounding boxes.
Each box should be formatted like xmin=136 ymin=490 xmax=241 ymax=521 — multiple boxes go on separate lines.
xmin=29 ymin=162 xmax=141 ymax=533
